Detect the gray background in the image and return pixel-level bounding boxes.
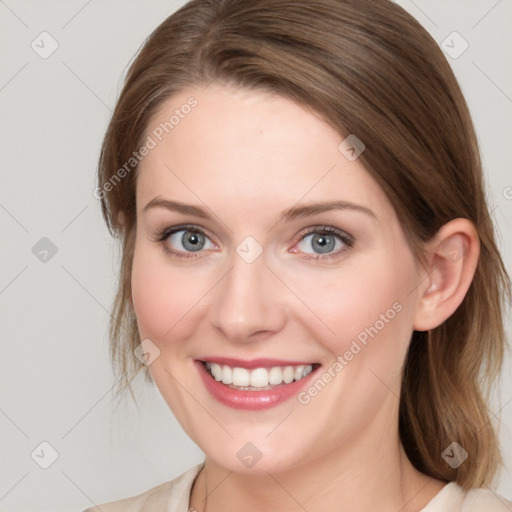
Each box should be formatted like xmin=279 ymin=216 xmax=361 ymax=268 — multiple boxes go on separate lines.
xmin=0 ymin=1 xmax=511 ymax=510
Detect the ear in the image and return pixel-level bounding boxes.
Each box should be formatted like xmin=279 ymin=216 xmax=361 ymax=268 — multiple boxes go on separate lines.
xmin=117 ymin=210 xmax=126 ymax=227
xmin=413 ymin=218 xmax=480 ymax=332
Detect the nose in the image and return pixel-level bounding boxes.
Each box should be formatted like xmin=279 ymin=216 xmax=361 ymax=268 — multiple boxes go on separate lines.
xmin=209 ymin=248 xmax=287 ymax=343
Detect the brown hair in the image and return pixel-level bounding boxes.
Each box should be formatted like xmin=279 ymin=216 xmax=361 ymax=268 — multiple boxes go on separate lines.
xmin=97 ymin=0 xmax=510 ymax=489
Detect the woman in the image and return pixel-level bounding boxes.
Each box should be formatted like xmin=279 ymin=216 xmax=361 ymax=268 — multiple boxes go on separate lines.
xmin=86 ymin=0 xmax=511 ymax=510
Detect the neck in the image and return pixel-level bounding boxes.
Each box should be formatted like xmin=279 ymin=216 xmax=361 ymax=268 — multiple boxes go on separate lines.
xmin=190 ymin=413 xmax=445 ymax=512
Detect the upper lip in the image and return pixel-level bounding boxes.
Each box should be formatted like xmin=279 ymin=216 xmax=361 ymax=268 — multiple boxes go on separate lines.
xmin=198 ymin=357 xmax=318 ymax=369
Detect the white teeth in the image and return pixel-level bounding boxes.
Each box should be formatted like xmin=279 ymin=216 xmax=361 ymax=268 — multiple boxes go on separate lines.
xmin=211 ymin=363 xmax=222 ymax=381
xmin=232 ymin=367 xmax=250 ymax=386
xmin=268 ymin=367 xmax=283 ymax=385
xmin=283 ymin=366 xmax=295 ymax=384
xmin=221 ymin=365 xmax=233 ymax=385
xmin=205 ymin=362 xmax=314 ymax=388
xmin=250 ymin=368 xmax=268 ymax=387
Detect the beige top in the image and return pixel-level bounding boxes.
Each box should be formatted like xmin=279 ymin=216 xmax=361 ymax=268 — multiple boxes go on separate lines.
xmin=83 ymin=463 xmax=512 ymax=512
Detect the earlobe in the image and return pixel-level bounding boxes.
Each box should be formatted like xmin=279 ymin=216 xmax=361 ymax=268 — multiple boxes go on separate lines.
xmin=118 ymin=210 xmax=126 ymax=225
xmin=413 ymin=218 xmax=480 ymax=332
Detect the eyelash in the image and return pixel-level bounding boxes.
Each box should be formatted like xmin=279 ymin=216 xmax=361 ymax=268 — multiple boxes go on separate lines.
xmin=152 ymin=223 xmax=355 ymax=262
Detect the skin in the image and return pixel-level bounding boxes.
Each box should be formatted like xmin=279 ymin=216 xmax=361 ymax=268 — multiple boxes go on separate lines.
xmin=128 ymin=83 xmax=480 ymax=512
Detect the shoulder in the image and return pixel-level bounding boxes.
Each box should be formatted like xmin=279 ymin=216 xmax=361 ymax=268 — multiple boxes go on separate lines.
xmin=461 ymin=487 xmax=512 ymax=511
xmin=422 ymin=482 xmax=512 ymax=512
xmin=81 ymin=463 xmax=203 ymax=512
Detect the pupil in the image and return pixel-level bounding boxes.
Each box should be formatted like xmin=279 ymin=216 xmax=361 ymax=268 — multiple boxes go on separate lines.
xmin=313 ymin=233 xmax=334 ymax=254
xmin=183 ymin=231 xmax=204 ymax=252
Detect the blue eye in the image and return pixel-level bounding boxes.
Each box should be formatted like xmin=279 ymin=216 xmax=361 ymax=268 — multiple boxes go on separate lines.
xmin=293 ymin=227 xmax=354 ymax=261
xmin=157 ymin=225 xmax=214 ymax=259
xmin=169 ymin=229 xmax=209 ymax=252
xmin=299 ymin=232 xmax=342 ymax=254
xmin=154 ymin=224 xmax=354 ymax=261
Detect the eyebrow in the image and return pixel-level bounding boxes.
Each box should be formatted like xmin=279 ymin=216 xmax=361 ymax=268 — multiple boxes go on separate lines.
xmin=143 ymin=197 xmax=376 ymax=221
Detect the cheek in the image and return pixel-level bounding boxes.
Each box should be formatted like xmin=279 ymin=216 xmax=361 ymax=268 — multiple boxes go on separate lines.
xmin=291 ymin=252 xmax=417 ymax=361
xmin=130 ymin=241 xmax=208 ymax=343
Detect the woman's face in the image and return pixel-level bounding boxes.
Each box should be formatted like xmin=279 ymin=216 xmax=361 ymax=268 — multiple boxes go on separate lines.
xmin=131 ymin=83 xmax=425 ymax=474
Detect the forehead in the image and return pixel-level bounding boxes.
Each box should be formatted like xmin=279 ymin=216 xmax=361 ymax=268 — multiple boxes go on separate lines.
xmin=136 ymin=83 xmax=391 ymax=222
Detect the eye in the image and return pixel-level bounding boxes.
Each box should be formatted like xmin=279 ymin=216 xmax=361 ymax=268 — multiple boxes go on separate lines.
xmin=154 ymin=224 xmax=354 ymax=262
xmin=169 ymin=230 xmax=213 ymax=252
xmin=154 ymin=224 xmax=215 ymax=259
xmin=293 ymin=226 xmax=354 ymax=261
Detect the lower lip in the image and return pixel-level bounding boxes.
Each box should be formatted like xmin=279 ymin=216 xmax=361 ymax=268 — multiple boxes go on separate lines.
xmin=195 ymin=361 xmax=318 ymax=410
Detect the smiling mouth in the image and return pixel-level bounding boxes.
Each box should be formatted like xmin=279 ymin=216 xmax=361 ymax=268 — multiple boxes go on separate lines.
xmin=200 ymin=361 xmax=320 ymax=391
